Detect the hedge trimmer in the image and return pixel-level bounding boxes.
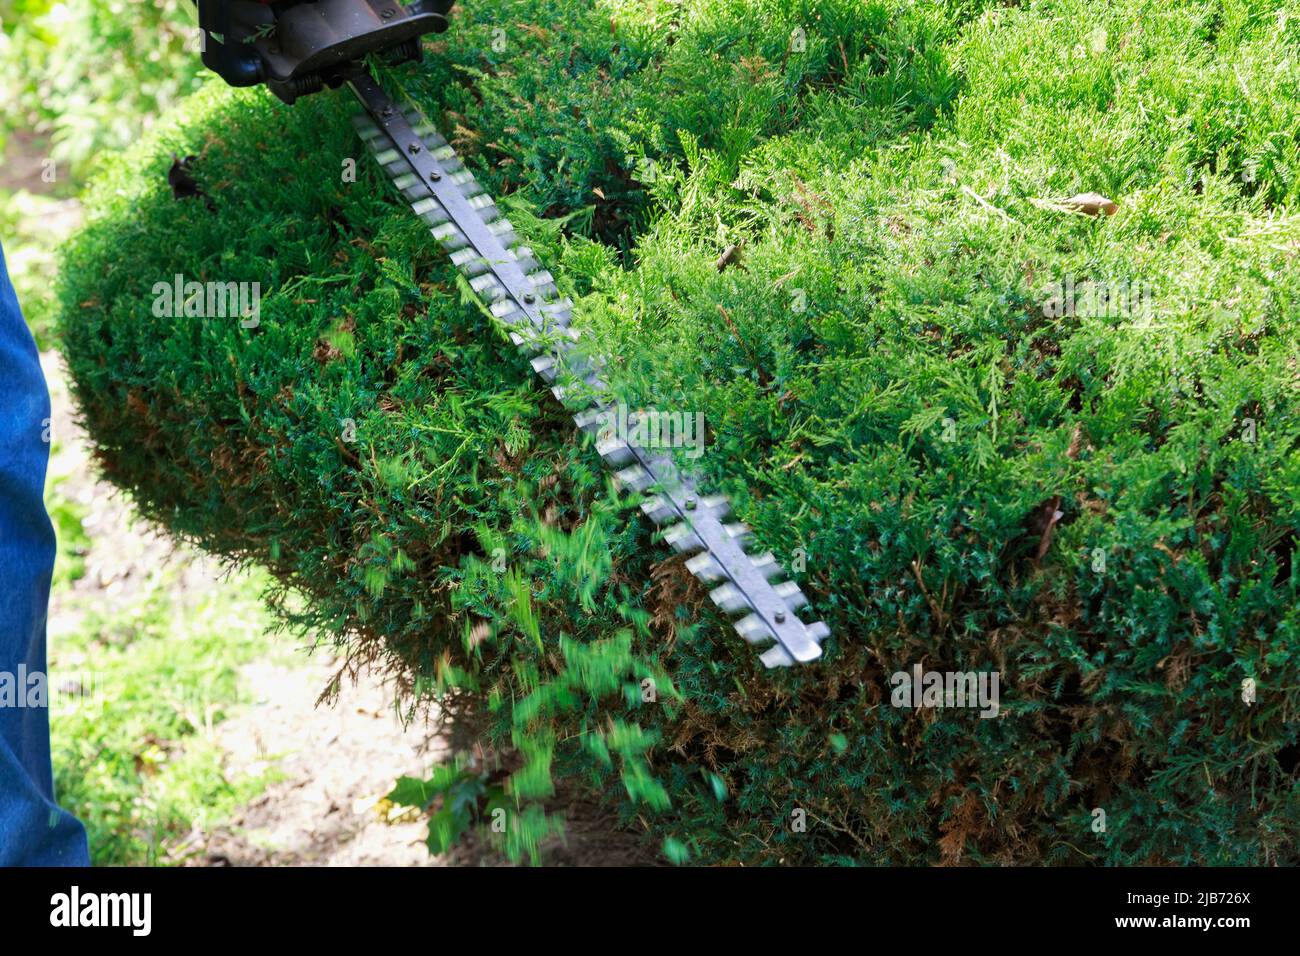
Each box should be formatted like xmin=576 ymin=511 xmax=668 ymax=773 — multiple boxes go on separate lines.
xmin=191 ymin=0 xmax=829 ymax=667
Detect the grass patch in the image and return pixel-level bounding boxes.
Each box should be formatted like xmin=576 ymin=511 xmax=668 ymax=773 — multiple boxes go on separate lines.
xmin=47 ymin=563 xmax=290 ymax=866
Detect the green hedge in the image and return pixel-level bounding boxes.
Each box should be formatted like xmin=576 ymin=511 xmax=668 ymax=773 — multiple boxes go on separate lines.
xmin=59 ymin=0 xmax=1300 ymax=864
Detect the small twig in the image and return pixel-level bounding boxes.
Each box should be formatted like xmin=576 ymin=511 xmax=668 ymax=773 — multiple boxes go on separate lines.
xmin=910 ymin=559 xmax=946 ymax=629
xmin=961 ymin=185 xmax=1017 ymax=224
xmin=716 ymin=304 xmax=766 ymax=383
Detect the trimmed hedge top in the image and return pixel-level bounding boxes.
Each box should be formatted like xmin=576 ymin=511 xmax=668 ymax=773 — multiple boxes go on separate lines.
xmin=60 ymin=0 xmax=1299 ymax=864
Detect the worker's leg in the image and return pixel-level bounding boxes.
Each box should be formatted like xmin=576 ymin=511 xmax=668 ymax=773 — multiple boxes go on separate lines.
xmin=0 ymin=238 xmax=89 ymax=866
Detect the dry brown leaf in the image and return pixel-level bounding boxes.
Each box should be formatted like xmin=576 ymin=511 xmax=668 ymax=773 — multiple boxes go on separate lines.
xmin=715 ymin=242 xmax=745 ymax=272
xmin=1029 ymin=192 xmax=1119 ymax=217
xmin=1066 ymin=422 xmax=1084 ymax=459
xmin=1063 ymin=192 xmax=1118 ymax=215
xmin=1032 ymin=495 xmax=1065 ymax=562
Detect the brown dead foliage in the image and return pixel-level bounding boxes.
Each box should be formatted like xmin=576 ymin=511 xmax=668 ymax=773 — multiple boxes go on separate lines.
xmin=647 ymin=555 xmax=707 ymax=654
xmin=936 ymin=789 xmax=986 ymax=866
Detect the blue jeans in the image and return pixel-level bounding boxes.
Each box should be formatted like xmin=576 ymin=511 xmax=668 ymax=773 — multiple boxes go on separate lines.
xmin=0 ymin=239 xmax=89 ymax=866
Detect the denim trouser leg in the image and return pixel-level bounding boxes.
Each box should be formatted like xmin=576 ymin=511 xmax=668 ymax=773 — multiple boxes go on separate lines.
xmin=0 ymin=238 xmax=89 ymax=866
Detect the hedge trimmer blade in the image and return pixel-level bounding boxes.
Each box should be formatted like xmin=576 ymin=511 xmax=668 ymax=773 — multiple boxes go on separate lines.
xmin=349 ymin=73 xmax=829 ymax=667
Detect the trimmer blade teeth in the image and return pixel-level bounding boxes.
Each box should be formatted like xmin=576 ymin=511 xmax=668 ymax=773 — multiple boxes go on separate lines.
xmin=351 ymin=73 xmax=831 ymax=671
xmin=735 ymin=613 xmax=774 ymax=645
xmin=573 ymin=407 xmax=611 ymax=435
xmin=530 ymin=354 xmax=557 ymax=382
xmin=595 ymin=437 xmax=634 ymax=467
xmin=640 ymin=495 xmax=677 ymax=526
xmin=760 ymin=645 xmax=796 ymax=668
xmin=749 ymin=552 xmax=780 ymax=580
xmin=663 ymin=523 xmax=705 ymax=555
xmin=685 ymin=552 xmax=725 ymax=582
xmin=709 ymin=583 xmax=752 ymax=615
xmin=775 ymin=580 xmax=809 ymax=610
xmin=614 ymin=465 xmax=654 ymax=493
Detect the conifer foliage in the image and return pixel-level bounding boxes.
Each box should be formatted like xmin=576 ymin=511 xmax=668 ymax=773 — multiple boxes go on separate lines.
xmin=59 ymin=0 xmax=1300 ymax=864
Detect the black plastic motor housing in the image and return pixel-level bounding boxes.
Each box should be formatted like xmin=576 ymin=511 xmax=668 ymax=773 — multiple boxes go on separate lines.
xmin=194 ymin=1 xmax=456 ymax=103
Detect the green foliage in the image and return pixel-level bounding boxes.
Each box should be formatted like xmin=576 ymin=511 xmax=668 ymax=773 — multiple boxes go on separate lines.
xmin=0 ymin=0 xmax=206 ymax=179
xmin=0 ymin=189 xmax=79 ymax=348
xmin=1 ymin=0 xmax=209 ymax=345
xmin=58 ymin=0 xmax=1300 ymax=865
xmin=388 ymin=761 xmax=513 ymax=856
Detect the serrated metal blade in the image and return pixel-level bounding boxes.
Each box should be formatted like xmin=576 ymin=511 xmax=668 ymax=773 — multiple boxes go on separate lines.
xmin=351 ymin=73 xmax=830 ymax=670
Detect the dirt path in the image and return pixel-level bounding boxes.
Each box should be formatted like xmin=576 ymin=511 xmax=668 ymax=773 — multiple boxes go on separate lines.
xmin=195 ymin=656 xmax=653 ymax=866
xmin=195 ymin=656 xmax=450 ymax=866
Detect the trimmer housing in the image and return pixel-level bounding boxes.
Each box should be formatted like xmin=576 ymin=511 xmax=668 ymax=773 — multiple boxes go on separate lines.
xmin=195 ymin=1 xmax=455 ymax=103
